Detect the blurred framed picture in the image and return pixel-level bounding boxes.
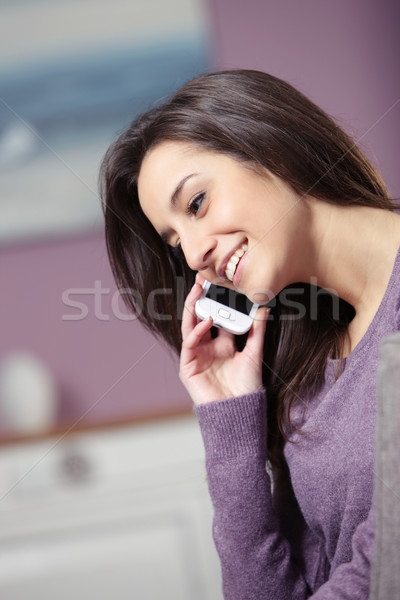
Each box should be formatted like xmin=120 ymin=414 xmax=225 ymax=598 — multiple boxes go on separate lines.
xmin=0 ymin=0 xmax=210 ymax=244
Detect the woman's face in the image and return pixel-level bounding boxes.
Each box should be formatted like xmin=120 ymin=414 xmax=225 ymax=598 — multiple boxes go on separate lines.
xmin=138 ymin=141 xmax=309 ymax=304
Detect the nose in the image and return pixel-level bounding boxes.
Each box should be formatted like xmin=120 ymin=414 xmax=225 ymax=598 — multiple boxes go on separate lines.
xmin=181 ymin=233 xmax=217 ymax=272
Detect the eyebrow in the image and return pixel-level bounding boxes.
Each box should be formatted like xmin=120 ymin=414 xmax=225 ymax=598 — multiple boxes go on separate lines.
xmin=160 ymin=172 xmax=198 ymax=244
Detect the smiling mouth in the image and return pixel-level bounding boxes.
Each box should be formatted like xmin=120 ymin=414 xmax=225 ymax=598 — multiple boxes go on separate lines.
xmin=225 ymin=242 xmax=248 ymax=282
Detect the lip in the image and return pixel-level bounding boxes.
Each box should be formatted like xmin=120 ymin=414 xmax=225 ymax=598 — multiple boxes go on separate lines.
xmin=217 ymin=238 xmax=248 ymax=281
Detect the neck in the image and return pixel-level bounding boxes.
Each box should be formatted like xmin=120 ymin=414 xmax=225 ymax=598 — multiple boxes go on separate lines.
xmin=296 ymin=200 xmax=400 ymax=316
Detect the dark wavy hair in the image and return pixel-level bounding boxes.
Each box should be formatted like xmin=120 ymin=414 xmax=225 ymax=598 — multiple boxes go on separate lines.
xmin=99 ymin=70 xmax=396 ymax=469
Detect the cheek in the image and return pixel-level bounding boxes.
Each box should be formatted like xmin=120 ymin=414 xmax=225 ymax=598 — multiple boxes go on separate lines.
xmin=237 ymin=199 xmax=272 ymax=237
xmin=212 ymin=200 xmax=250 ymax=231
xmin=245 ymin=246 xmax=281 ymax=303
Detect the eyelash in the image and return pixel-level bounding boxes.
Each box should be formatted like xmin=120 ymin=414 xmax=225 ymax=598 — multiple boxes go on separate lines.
xmin=169 ymin=191 xmax=206 ymax=257
xmin=186 ymin=192 xmax=205 ymax=216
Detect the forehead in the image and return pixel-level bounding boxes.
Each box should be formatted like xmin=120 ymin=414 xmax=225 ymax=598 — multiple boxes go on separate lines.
xmin=138 ymin=141 xmax=204 ymax=197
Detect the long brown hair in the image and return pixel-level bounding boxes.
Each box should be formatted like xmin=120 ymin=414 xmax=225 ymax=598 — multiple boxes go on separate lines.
xmin=99 ymin=70 xmax=396 ymax=468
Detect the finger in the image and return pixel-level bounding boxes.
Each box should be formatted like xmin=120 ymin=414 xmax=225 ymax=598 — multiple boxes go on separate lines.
xmin=181 ymin=316 xmax=214 ymax=357
xmin=244 ymin=307 xmax=270 ymax=359
xmin=214 ymin=325 xmax=235 ymax=348
xmin=215 ymin=326 xmax=234 ymax=341
xmin=181 ymin=281 xmax=204 ymax=339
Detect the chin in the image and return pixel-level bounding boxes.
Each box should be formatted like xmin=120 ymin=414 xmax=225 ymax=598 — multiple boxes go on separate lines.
xmin=246 ymin=286 xmax=276 ymax=305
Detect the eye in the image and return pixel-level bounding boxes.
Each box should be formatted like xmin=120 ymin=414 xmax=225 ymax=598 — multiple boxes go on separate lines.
xmin=186 ymin=192 xmax=205 ymax=216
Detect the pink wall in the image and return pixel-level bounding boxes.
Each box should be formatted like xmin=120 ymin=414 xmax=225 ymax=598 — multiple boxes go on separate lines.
xmin=1 ymin=1 xmax=399 ymax=436
xmin=0 ymin=233 xmax=189 ymax=436
xmin=207 ymin=0 xmax=400 ymax=197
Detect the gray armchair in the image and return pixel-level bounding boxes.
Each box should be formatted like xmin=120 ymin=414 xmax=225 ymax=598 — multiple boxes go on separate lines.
xmin=370 ymin=331 xmax=400 ymax=598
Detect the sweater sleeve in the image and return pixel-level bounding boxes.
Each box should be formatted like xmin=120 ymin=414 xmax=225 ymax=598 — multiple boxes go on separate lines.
xmin=194 ymin=389 xmax=373 ymax=600
xmin=195 ymin=389 xmax=310 ymax=599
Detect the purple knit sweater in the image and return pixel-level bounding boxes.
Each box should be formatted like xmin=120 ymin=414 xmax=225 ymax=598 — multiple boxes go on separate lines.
xmin=195 ymin=246 xmax=400 ymax=599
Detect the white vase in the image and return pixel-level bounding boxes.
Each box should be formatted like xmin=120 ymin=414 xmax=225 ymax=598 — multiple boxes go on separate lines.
xmin=0 ymin=351 xmax=59 ymax=435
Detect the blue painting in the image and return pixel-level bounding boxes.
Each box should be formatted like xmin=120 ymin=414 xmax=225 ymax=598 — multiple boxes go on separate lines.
xmin=0 ymin=0 xmax=211 ymax=244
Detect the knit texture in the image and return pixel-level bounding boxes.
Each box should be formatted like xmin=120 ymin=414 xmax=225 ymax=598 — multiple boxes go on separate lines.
xmin=195 ymin=245 xmax=400 ymax=599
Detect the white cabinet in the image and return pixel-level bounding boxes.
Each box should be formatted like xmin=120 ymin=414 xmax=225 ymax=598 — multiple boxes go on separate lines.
xmin=0 ymin=415 xmax=223 ymax=599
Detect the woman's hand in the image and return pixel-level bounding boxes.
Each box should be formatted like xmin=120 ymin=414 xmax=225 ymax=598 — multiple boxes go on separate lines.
xmin=179 ymin=274 xmax=269 ymax=405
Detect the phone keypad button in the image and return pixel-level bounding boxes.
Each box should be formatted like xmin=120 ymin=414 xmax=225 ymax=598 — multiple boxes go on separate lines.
xmin=218 ymin=308 xmax=230 ymax=319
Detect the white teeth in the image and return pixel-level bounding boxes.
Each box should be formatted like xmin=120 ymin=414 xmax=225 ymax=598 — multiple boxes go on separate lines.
xmin=224 ymin=243 xmax=248 ymax=281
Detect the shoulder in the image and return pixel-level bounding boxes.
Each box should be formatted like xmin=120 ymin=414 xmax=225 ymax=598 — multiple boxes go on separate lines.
xmin=377 ymin=241 xmax=400 ymax=332
xmin=390 ymin=245 xmax=400 ymax=330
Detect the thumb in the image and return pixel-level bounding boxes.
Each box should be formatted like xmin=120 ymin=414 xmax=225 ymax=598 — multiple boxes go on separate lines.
xmin=244 ymin=306 xmax=270 ymax=360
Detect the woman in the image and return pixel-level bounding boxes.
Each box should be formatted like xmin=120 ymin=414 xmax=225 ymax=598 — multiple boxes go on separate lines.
xmin=100 ymin=70 xmax=400 ymax=598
